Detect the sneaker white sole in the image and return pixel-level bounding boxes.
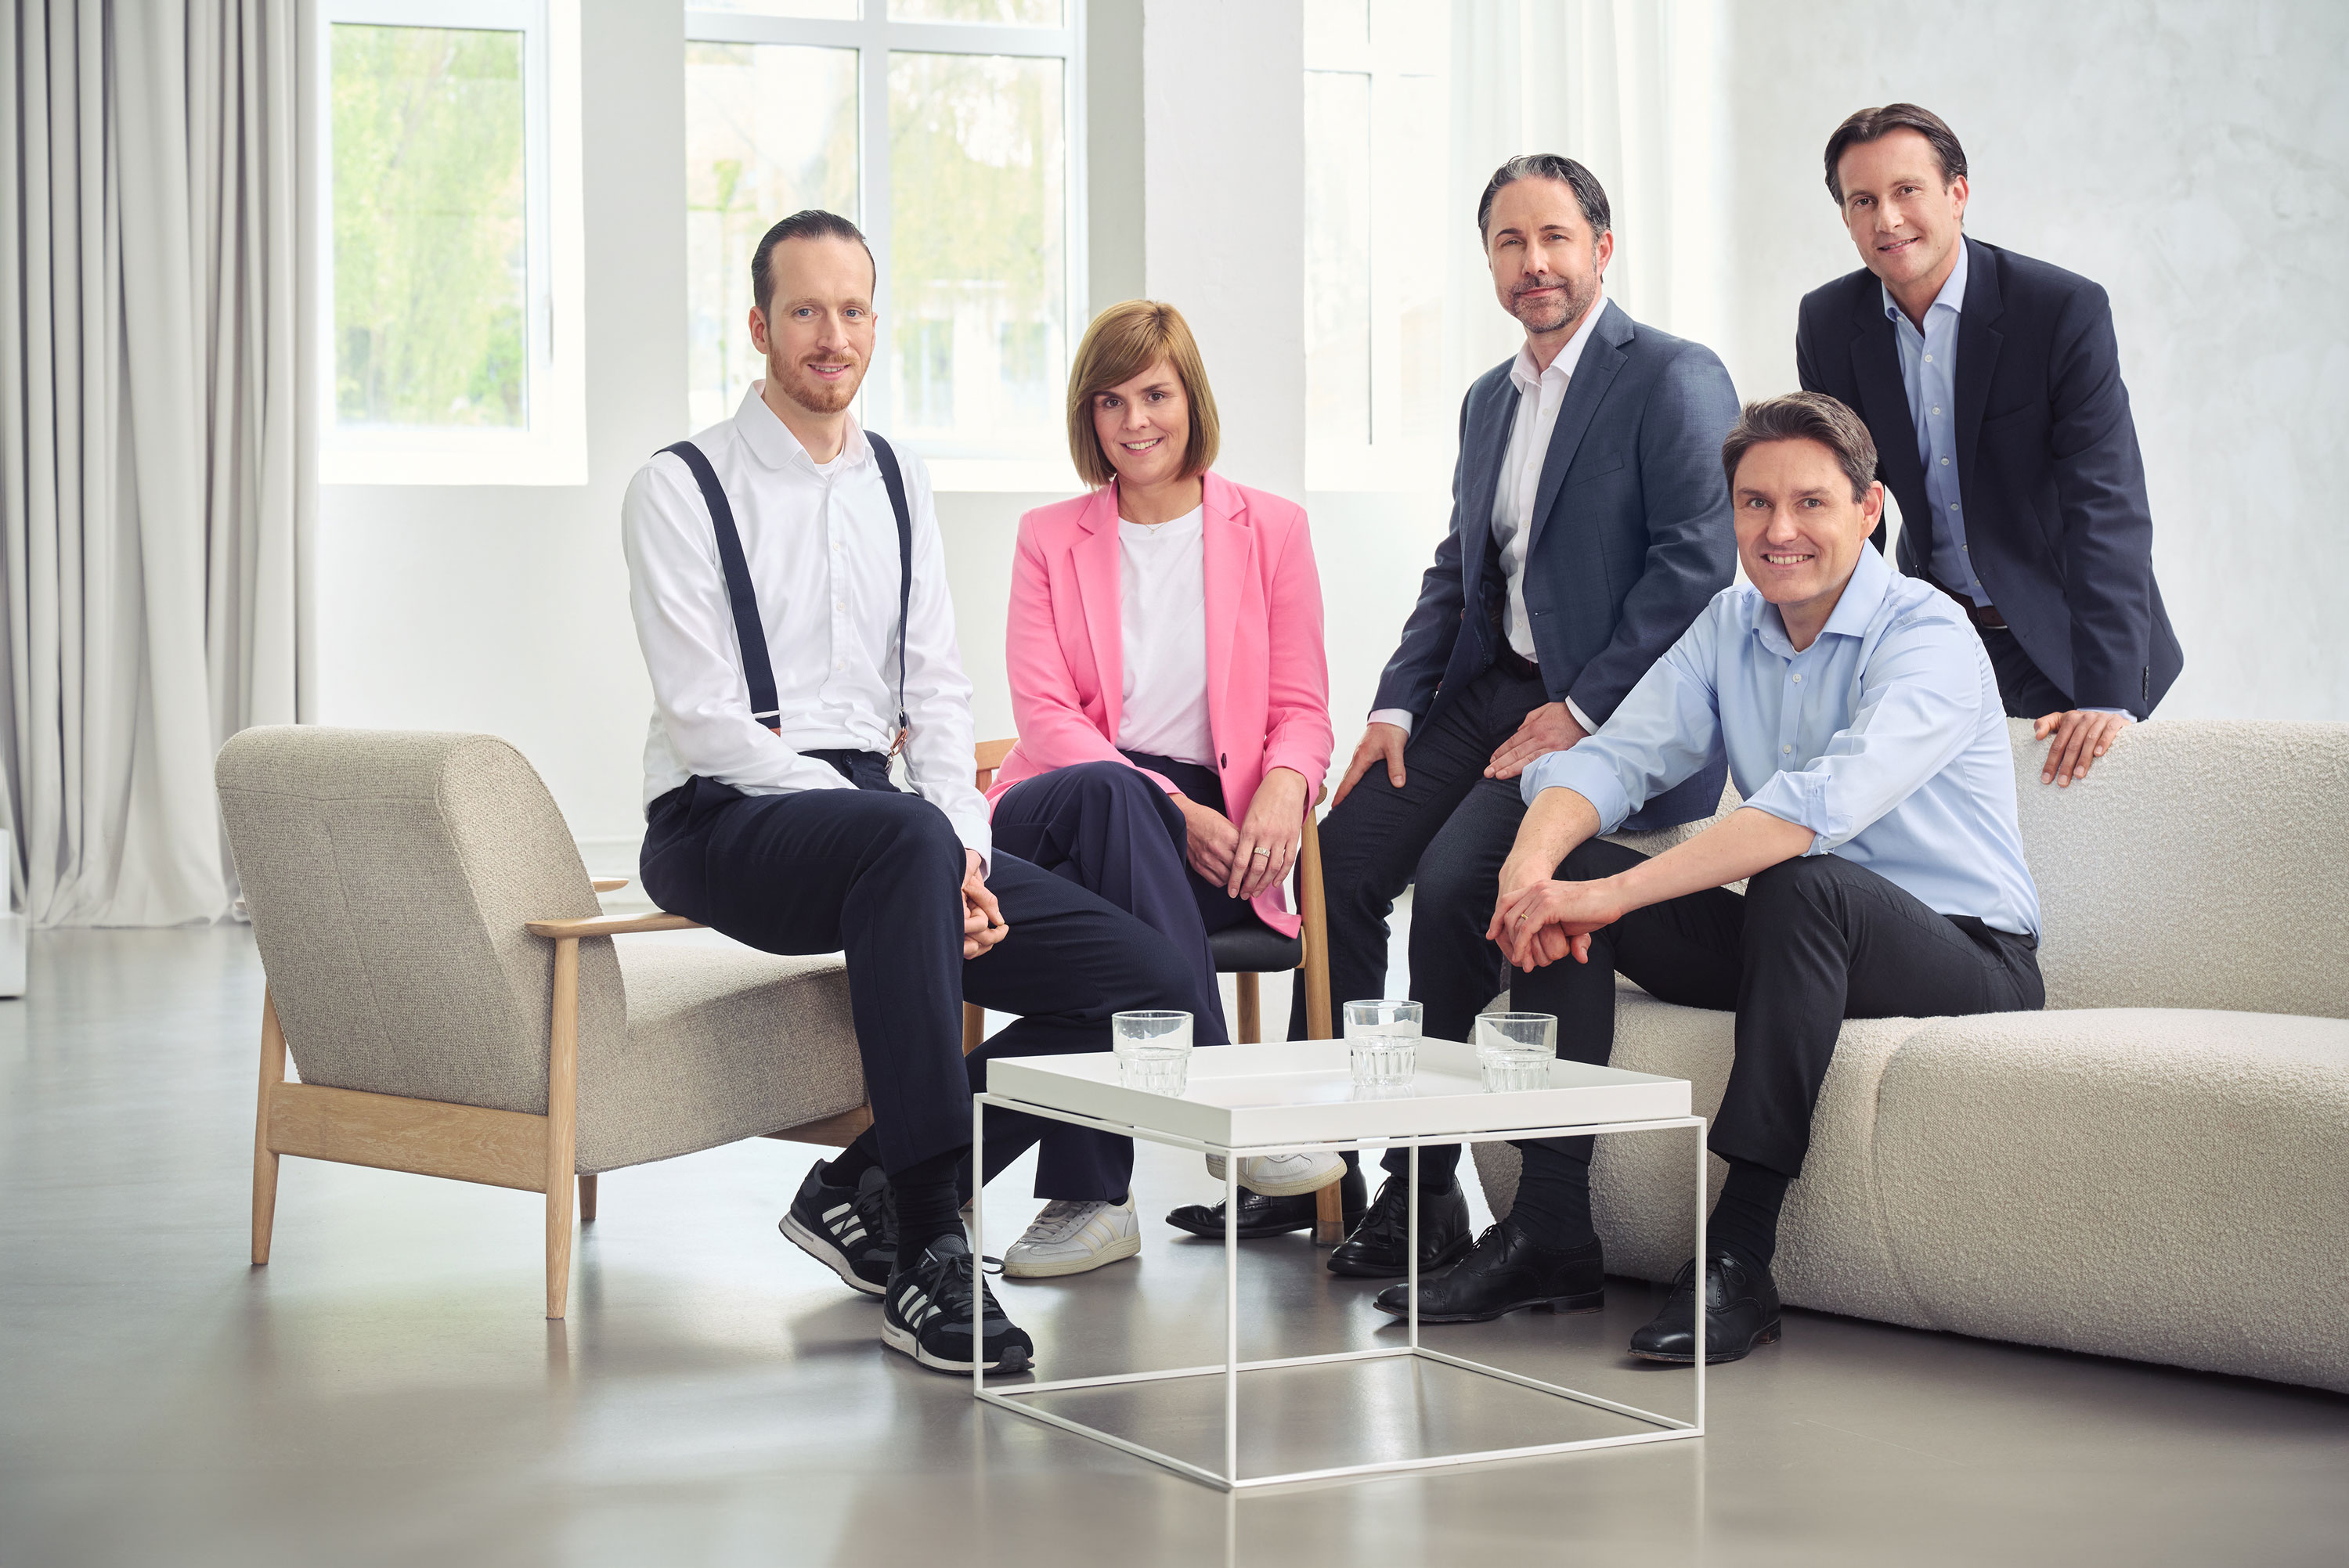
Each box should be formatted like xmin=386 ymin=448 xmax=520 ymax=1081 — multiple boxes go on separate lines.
xmin=880 ymin=1319 xmax=1033 ymax=1375
xmin=1203 ymin=1154 xmax=1345 ymax=1199
xmin=1000 ymin=1231 xmax=1142 ymax=1279
xmin=779 ymin=1212 xmax=883 ymax=1296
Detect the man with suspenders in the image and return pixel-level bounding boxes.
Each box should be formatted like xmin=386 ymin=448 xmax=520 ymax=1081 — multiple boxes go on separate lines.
xmin=622 ymin=211 xmax=1195 ymax=1375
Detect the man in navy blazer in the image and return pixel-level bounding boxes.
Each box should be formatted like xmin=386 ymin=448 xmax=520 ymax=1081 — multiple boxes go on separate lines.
xmin=1797 ymin=103 xmax=2182 ymax=787
xmin=1259 ymin=155 xmax=1738 ymax=1278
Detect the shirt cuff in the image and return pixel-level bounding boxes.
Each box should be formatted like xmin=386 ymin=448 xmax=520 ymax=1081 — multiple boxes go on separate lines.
xmin=2079 ymin=708 xmax=2134 ymax=719
xmin=1564 ymin=697 xmax=1597 ymax=735
xmin=1740 ymin=770 xmax=1840 ymax=852
xmin=1521 ymin=748 xmax=1633 ymax=833
xmin=1367 ymin=708 xmax=1415 ymax=736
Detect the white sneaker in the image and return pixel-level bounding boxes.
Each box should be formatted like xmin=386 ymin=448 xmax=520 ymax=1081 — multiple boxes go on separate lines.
xmin=1000 ymin=1194 xmax=1142 ymax=1278
xmin=1203 ymin=1151 xmax=1344 ymax=1198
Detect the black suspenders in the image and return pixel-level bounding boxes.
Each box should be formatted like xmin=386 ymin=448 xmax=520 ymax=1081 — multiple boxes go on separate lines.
xmin=659 ymin=434 xmax=914 ymax=747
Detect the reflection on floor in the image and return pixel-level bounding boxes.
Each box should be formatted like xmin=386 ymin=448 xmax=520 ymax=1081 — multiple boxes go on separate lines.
xmin=2 ymin=926 xmax=2344 ymax=1568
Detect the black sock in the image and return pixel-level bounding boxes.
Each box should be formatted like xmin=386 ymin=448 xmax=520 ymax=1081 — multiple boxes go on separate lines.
xmin=1504 ymin=1138 xmax=1597 ymax=1250
xmin=891 ymin=1147 xmax=967 ymax=1269
xmin=1707 ymin=1159 xmax=1790 ymax=1279
xmin=819 ymin=1136 xmax=879 ymax=1191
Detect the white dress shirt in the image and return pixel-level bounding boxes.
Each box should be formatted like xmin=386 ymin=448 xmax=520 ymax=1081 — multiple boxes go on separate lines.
xmin=1113 ymin=506 xmax=1216 ymax=766
xmin=1371 ymin=297 xmax=1604 ymax=737
xmin=622 ymin=384 xmax=990 ymax=860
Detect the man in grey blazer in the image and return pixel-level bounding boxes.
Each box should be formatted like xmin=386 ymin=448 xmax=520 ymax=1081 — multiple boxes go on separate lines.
xmin=1266 ymin=154 xmax=1739 ymax=1276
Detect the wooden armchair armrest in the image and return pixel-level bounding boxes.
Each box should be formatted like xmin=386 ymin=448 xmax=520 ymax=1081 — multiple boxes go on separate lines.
xmin=526 ymin=912 xmax=704 ymax=938
xmin=590 ymin=878 xmax=630 ymax=892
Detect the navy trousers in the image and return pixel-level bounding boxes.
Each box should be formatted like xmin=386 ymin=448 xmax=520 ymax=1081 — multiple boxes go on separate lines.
xmin=983 ymin=755 xmax=1264 ymax=1198
xmin=1289 ymin=663 xmax=1547 ymax=1185
xmin=1516 ymin=838 xmax=2044 ymax=1177
xmin=638 ymin=759 xmax=1195 ymax=1185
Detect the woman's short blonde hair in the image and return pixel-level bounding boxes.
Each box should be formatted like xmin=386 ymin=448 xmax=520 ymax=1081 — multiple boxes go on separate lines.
xmin=1065 ymin=300 xmax=1220 ymax=488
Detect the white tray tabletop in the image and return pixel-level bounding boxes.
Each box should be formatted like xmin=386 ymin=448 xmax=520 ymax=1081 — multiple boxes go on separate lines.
xmin=982 ymin=1040 xmax=1692 ymax=1152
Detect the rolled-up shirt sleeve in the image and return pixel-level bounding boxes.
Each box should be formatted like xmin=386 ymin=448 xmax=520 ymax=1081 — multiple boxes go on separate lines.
xmin=1521 ymin=611 xmax=1726 ymax=832
xmin=893 ymin=454 xmax=992 ymax=863
xmin=1740 ymin=614 xmax=1981 ymax=852
xmin=622 ymin=457 xmax=859 ymax=798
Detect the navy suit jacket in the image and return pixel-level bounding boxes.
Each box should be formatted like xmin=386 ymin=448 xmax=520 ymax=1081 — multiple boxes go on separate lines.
xmin=1796 ymin=236 xmax=2182 ymax=716
xmin=1372 ymin=300 xmax=1739 ymax=831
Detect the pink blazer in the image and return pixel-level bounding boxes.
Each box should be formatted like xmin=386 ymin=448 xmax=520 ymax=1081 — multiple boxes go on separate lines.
xmin=988 ymin=472 xmax=1334 ymax=936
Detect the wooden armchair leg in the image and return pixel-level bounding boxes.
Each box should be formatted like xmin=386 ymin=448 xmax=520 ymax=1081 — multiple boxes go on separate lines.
xmin=962 ymin=1001 xmax=985 ymax=1054
xmin=545 ymin=937 xmax=581 ymax=1321
xmin=578 ymin=1173 xmax=597 ymax=1223
xmin=1314 ymin=1179 xmax=1346 ymax=1245
xmin=251 ymin=991 xmax=287 ymax=1267
xmin=1236 ymin=971 xmax=1261 ymax=1044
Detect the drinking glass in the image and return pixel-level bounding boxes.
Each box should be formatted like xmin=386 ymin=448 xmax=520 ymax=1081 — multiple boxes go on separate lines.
xmin=1344 ymin=998 xmax=1421 ymax=1088
xmin=1475 ymin=1011 xmax=1557 ymax=1093
xmin=1113 ymin=1010 xmax=1193 ymax=1095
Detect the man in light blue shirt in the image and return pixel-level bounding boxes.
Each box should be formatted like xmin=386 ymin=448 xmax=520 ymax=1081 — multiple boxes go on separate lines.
xmin=1372 ymin=392 xmax=2044 ymax=1367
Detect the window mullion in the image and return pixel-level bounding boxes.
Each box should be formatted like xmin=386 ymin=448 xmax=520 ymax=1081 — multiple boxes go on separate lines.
xmin=861 ymin=14 xmax=893 ymax=436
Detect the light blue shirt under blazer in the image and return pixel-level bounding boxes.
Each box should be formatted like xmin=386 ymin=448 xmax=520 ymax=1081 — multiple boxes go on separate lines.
xmin=1522 ymin=543 xmax=2042 ymax=937
xmin=1887 ymin=243 xmax=1994 ymax=607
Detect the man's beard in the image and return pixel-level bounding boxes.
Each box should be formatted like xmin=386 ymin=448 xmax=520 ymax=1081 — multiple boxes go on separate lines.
xmin=774 ymin=355 xmax=861 ymax=415
xmin=1510 ymin=271 xmax=1598 ymax=337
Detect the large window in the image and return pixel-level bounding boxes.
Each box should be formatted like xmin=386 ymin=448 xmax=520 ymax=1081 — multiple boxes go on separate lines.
xmin=318 ymin=0 xmax=586 ymax=485
xmin=684 ymin=2 xmax=1081 ymax=488
xmin=1304 ymin=0 xmax=1450 ymax=490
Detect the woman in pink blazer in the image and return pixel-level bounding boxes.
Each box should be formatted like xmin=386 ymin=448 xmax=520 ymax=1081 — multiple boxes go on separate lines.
xmin=972 ymin=301 xmax=1336 ymax=1277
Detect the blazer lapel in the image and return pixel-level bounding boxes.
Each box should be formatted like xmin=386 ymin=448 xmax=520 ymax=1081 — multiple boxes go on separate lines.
xmin=1525 ymin=301 xmax=1631 ymax=558
xmin=1458 ymin=368 xmax=1515 ymax=616
xmin=1954 ymin=236 xmax=2004 ymax=503
xmin=1073 ymin=485 xmax=1124 ymax=737
xmin=1848 ymin=286 xmax=1929 ymax=564
xmin=1200 ymin=473 xmax=1250 ymax=746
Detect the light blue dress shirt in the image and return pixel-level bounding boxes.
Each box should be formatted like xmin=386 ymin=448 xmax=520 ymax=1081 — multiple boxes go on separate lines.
xmin=1522 ymin=543 xmax=2041 ymax=936
xmin=1887 ymin=243 xmax=1992 ymax=607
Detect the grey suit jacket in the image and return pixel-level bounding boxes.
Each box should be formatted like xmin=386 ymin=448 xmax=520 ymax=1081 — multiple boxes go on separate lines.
xmin=1372 ymin=300 xmax=1739 ymax=831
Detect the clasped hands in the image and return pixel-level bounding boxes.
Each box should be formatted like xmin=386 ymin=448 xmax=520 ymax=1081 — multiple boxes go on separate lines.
xmin=962 ymin=849 xmax=1009 ymax=960
xmin=1485 ymin=845 xmax=1626 ymax=973
xmin=1174 ymin=766 xmax=1308 ymax=902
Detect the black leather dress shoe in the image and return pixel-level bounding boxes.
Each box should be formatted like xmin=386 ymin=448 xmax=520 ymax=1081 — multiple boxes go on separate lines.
xmin=1165 ymin=1163 xmax=1366 ymax=1240
xmin=1370 ymin=1218 xmax=1604 ymax=1322
xmin=1326 ymin=1173 xmax=1474 ymax=1278
xmin=1627 ymin=1250 xmax=1781 ymax=1364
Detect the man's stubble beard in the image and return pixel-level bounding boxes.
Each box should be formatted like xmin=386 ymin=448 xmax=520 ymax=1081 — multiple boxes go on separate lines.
xmin=773 ymin=356 xmax=863 ymax=416
xmin=1511 ymin=269 xmax=1600 ymax=337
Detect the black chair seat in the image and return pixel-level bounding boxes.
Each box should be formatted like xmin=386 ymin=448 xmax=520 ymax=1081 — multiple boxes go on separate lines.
xmin=1209 ymin=920 xmax=1303 ymax=974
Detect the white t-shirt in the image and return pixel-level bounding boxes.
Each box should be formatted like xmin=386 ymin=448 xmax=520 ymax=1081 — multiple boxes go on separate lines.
xmin=1114 ymin=506 xmax=1215 ymax=767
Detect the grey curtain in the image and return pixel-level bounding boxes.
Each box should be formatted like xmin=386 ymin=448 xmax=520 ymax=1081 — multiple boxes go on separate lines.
xmin=1 ymin=0 xmax=312 ymax=926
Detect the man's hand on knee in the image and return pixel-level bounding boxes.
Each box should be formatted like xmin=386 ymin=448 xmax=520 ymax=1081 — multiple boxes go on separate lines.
xmin=1330 ymin=722 xmax=1407 ymax=807
xmin=962 ymin=849 xmax=1009 ymax=960
xmin=1485 ymin=701 xmax=1586 ymax=780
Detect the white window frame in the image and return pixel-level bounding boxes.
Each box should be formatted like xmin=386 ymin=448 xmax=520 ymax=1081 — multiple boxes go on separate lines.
xmin=316 ymin=0 xmax=586 ymax=487
xmin=1304 ymin=8 xmax=1448 ymax=494
xmin=683 ymin=2 xmax=1086 ymax=493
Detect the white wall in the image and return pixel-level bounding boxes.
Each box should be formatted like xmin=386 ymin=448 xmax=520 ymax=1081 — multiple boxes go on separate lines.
xmin=1716 ymin=0 xmax=2349 ymax=723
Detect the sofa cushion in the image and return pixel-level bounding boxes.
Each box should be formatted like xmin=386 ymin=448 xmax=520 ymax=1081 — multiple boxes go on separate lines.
xmin=577 ymin=940 xmax=864 ymax=1173
xmin=1871 ymin=1007 xmax=2349 ymax=1393
xmin=1473 ymin=990 xmax=1938 ymax=1326
xmin=2007 ymin=718 xmax=2349 ymax=1018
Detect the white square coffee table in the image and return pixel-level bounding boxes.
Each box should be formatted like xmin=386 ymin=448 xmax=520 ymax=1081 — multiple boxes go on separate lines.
xmin=972 ymin=1039 xmax=1708 ymax=1491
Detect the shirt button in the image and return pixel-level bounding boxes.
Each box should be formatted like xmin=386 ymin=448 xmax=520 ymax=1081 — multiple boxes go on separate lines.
xmin=1949 ymin=503 xmax=1960 ymax=510
xmin=1932 ymin=406 xmax=1943 ymax=416
xmin=1939 ymin=456 xmax=1949 ymax=465
xmin=1924 ymin=354 xmax=1933 ymax=362
xmin=1782 ymin=744 xmax=1793 ymax=754
xmin=1792 ymin=674 xmax=1802 ymax=683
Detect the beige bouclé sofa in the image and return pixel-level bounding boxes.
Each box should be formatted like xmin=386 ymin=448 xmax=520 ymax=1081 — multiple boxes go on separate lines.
xmin=1472 ymin=718 xmax=2349 ymax=1393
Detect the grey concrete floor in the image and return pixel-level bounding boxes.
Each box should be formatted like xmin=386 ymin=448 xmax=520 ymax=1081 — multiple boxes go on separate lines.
xmin=3 ymin=925 xmax=2345 ymax=1568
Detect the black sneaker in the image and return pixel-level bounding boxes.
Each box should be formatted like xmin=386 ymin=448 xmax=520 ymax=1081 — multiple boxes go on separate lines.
xmin=780 ymin=1159 xmax=895 ymax=1296
xmin=882 ymin=1232 xmax=1035 ymax=1375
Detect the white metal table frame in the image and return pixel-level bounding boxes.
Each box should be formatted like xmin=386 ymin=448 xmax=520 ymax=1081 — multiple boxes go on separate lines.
xmin=971 ymin=1094 xmax=1708 ymax=1491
